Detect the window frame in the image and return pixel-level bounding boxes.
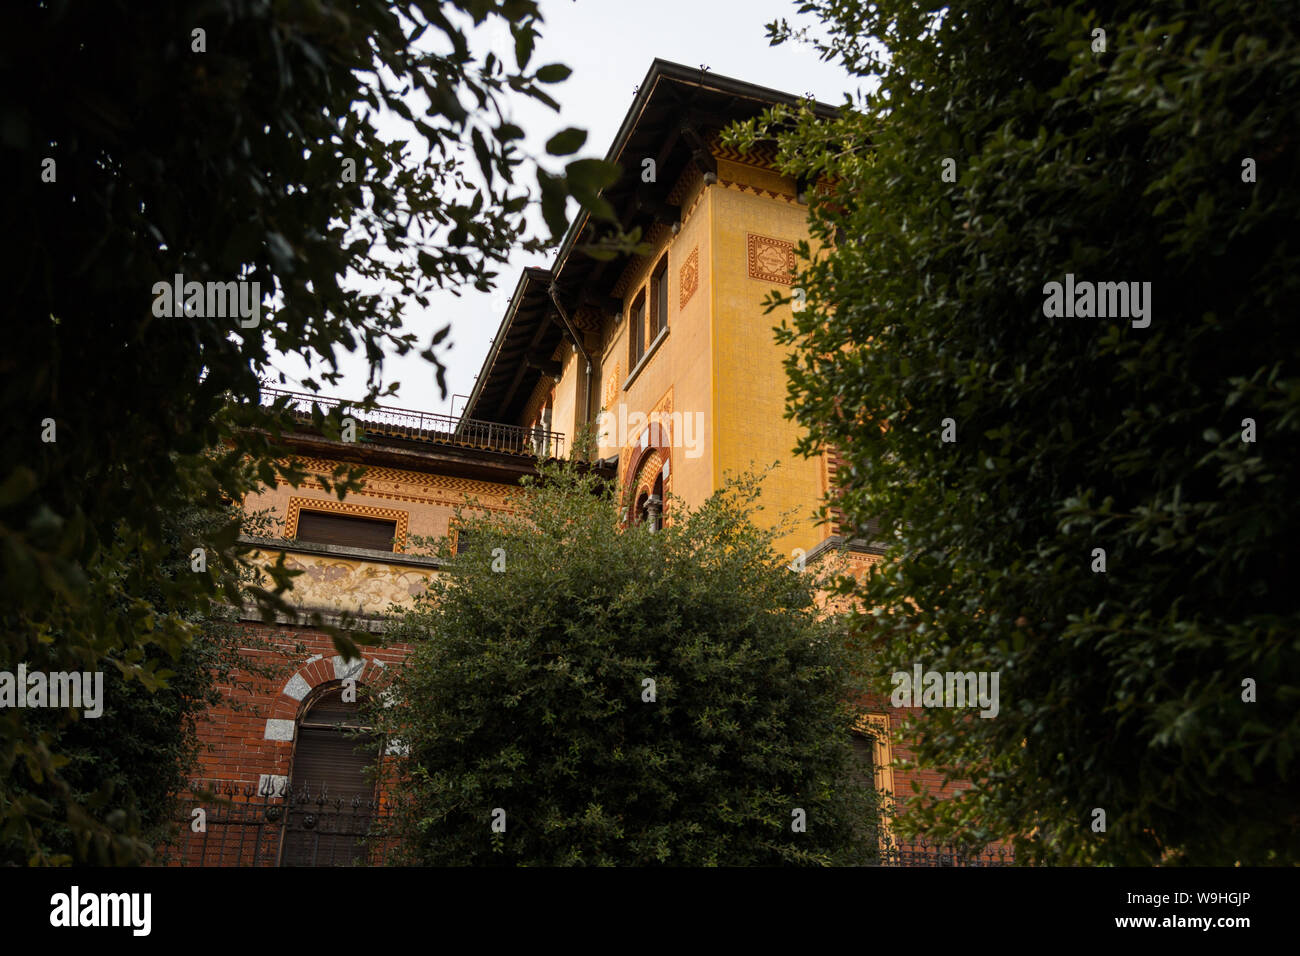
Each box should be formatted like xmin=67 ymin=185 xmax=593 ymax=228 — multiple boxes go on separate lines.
xmin=285 ymin=497 xmax=409 ymax=553
xmin=294 ymin=509 xmax=399 ymax=552
xmin=622 ymin=255 xmax=673 ymax=392
xmin=651 ymin=255 xmax=669 ymax=337
xmin=853 ymin=713 xmax=896 ymax=848
xmin=627 ymin=289 xmax=647 ymax=370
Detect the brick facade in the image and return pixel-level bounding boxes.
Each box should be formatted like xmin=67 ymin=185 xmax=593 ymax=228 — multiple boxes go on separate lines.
xmin=193 ymin=622 xmax=410 ymax=793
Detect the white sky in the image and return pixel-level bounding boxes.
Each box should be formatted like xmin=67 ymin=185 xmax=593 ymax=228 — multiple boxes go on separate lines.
xmin=266 ymin=0 xmax=861 ymax=420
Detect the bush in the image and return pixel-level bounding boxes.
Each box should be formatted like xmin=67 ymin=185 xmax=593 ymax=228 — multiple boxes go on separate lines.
xmin=375 ymin=463 xmax=879 ymax=865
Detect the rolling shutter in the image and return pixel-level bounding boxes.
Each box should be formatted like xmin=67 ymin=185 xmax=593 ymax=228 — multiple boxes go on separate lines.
xmin=281 ymin=687 xmax=380 ymax=866
xmin=296 ymin=510 xmax=398 ymax=551
xmin=288 ymin=728 xmax=379 ymax=802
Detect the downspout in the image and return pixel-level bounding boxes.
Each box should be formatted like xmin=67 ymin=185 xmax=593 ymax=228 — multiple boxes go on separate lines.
xmin=548 ymin=283 xmax=594 ymax=455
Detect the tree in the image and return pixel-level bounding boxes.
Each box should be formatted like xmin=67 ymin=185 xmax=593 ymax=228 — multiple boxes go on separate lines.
xmin=0 ymin=501 xmax=290 ymax=865
xmin=729 ymin=0 xmax=1300 ymax=864
xmin=0 ymin=0 xmax=618 ymax=863
xmin=374 ymin=462 xmax=880 ymax=865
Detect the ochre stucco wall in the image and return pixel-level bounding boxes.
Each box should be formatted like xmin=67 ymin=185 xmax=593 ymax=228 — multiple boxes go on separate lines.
xmin=506 ymin=154 xmax=830 ymax=560
xmin=590 ymin=172 xmax=715 ymax=520
xmin=708 ymin=161 xmax=830 ymax=561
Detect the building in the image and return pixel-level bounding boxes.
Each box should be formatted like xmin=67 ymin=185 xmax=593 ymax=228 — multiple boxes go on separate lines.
xmin=173 ymin=59 xmax=1002 ymax=867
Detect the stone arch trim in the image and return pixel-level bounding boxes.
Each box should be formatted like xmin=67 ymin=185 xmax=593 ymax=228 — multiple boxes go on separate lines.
xmin=621 ymin=446 xmax=674 ymax=529
xmin=633 ymin=450 xmax=665 ymax=503
xmin=263 ymin=652 xmax=390 ymax=741
xmin=621 ymin=447 xmax=662 ymax=515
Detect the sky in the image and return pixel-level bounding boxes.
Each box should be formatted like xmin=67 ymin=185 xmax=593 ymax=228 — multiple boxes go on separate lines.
xmin=265 ymin=0 xmax=862 ymax=420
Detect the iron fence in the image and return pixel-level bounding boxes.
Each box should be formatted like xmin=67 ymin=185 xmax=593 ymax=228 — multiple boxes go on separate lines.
xmin=157 ymin=779 xmax=403 ymax=867
xmin=158 ymin=783 xmax=1013 ymax=867
xmin=875 ymin=834 xmax=1014 ymax=867
xmin=258 ymin=385 xmax=565 ymax=459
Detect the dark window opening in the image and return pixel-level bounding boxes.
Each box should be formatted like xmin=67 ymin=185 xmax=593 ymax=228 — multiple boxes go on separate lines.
xmin=628 ymin=291 xmax=647 ymax=369
xmin=850 ymin=732 xmax=876 ymax=788
xmin=652 ymin=258 xmax=669 ymax=337
xmin=282 ymin=684 xmax=381 ymax=866
xmin=295 ymin=510 xmax=398 ymax=552
xmin=849 ymin=730 xmax=882 ymax=852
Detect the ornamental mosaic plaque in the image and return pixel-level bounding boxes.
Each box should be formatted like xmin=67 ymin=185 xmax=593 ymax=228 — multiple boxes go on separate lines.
xmin=679 ymin=246 xmax=699 ymax=308
xmin=747 ymin=233 xmax=795 ymax=285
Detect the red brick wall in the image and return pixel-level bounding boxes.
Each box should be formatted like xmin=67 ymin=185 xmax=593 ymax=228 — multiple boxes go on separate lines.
xmin=192 ymin=621 xmax=412 ymax=790
xmin=854 ymin=693 xmax=979 ymax=820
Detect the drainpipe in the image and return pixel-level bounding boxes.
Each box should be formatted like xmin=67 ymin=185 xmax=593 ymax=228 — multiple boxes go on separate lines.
xmin=548 ymin=284 xmax=593 ymax=452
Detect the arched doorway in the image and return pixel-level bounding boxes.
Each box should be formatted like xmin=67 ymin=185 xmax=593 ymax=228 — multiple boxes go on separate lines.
xmin=279 ymin=681 xmax=381 ymax=866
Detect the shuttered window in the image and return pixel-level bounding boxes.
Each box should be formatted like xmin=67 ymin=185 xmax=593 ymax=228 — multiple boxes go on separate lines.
xmin=296 ymin=510 xmax=398 ymax=551
xmin=289 ymin=728 xmax=379 ymax=801
xmin=628 ymin=291 xmax=647 ymax=368
xmin=281 ymin=686 xmax=380 ymax=866
xmin=454 ymin=529 xmax=474 ymax=556
xmin=289 ymin=686 xmax=379 ymax=797
xmin=652 ymin=257 xmax=668 ymax=336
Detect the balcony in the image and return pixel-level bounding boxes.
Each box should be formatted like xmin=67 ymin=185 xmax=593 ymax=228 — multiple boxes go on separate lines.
xmin=259 ymin=386 xmax=565 ymax=459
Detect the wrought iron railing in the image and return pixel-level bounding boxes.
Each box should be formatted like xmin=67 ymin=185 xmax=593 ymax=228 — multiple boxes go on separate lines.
xmin=157 ymin=781 xmax=1013 ymax=867
xmin=156 ymin=779 xmax=403 ymax=867
xmin=258 ymin=386 xmax=565 ymax=459
xmin=875 ymin=834 xmax=1014 ymax=867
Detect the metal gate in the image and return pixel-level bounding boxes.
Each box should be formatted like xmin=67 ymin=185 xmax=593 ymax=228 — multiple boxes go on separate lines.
xmin=157 ymin=779 xmax=400 ymax=867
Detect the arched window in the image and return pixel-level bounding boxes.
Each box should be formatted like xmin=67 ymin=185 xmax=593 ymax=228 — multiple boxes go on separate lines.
xmin=633 ymin=471 xmax=665 ymax=531
xmin=280 ymin=682 xmax=381 ymax=866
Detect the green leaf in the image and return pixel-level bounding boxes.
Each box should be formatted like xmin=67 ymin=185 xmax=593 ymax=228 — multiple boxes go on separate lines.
xmin=512 ymin=23 xmax=535 ymax=70
xmin=546 ymin=128 xmax=587 ymax=156
xmin=537 ymin=170 xmax=569 ymax=238
xmin=535 ymin=63 xmax=572 ymax=84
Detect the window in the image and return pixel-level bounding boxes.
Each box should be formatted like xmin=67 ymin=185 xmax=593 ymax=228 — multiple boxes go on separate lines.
xmin=651 ymin=257 xmax=668 ymax=337
xmin=295 ymin=510 xmax=398 ymax=552
xmin=632 ymin=472 xmax=665 ymax=531
xmin=851 ymin=714 xmax=895 ymax=851
xmin=282 ymin=684 xmax=380 ymax=866
xmin=454 ymin=529 xmax=474 ymax=556
xmin=626 ymin=257 xmax=669 ymax=379
xmin=627 ymin=290 xmax=647 ymax=369
xmin=852 ymin=715 xmax=894 ymax=798
xmin=532 ymin=400 xmax=553 ymax=456
xmin=849 ymin=732 xmax=876 ymax=788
